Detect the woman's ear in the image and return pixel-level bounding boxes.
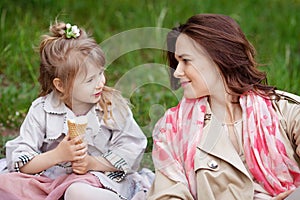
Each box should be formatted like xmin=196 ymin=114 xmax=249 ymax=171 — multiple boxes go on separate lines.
xmin=53 ymin=78 xmax=64 ymax=93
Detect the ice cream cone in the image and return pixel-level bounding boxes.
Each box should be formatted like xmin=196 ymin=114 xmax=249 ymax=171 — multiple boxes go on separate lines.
xmin=67 ymin=115 xmax=87 ymax=144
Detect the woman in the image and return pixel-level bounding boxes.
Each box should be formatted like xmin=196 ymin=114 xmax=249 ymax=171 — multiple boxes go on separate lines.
xmin=148 ymin=14 xmax=300 ymax=200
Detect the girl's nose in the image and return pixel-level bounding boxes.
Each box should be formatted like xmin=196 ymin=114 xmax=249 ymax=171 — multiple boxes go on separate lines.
xmin=173 ymin=62 xmax=184 ymax=78
xmin=96 ymin=73 xmax=106 ymax=89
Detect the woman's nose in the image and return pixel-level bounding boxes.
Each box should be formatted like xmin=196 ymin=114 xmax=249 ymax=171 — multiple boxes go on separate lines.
xmin=173 ymin=62 xmax=184 ymax=78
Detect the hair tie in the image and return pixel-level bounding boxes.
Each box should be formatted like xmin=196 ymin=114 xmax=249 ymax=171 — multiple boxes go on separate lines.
xmin=65 ymin=23 xmax=80 ymax=39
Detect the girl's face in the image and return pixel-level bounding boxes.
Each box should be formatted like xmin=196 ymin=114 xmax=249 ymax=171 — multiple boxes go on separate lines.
xmin=71 ymin=64 xmax=105 ymax=111
xmin=174 ymin=33 xmax=221 ymax=99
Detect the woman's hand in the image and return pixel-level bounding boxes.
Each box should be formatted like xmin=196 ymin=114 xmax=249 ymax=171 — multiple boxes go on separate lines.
xmin=54 ymin=134 xmax=87 ymax=163
xmin=272 ymin=189 xmax=294 ymax=200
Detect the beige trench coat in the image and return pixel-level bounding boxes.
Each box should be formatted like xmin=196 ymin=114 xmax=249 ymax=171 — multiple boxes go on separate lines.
xmin=148 ymin=91 xmax=300 ymax=200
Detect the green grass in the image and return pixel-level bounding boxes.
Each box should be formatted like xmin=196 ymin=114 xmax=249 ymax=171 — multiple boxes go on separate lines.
xmin=1 ymin=0 xmax=300 ymax=170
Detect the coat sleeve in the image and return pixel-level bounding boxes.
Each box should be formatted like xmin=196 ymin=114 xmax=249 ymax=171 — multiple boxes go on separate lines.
xmin=5 ymin=102 xmax=45 ymax=172
xmin=147 ymin=170 xmax=194 ymax=200
xmin=149 ymin=108 xmax=194 ymax=200
xmin=100 ymin=105 xmax=147 ymax=181
xmin=275 ymin=91 xmax=300 ymax=162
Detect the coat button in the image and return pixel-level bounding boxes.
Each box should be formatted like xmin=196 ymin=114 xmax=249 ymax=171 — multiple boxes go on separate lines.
xmin=207 ymin=159 xmax=218 ymax=169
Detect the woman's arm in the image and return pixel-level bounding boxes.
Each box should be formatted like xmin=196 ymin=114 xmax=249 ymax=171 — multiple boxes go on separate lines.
xmin=275 ymin=92 xmax=300 ymax=159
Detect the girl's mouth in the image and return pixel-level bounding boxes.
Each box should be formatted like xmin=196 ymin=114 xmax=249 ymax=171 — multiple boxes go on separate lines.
xmin=95 ymin=91 xmax=102 ymax=97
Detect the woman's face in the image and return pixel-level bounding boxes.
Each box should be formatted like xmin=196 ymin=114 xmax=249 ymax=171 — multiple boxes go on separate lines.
xmin=174 ymin=33 xmax=221 ymax=99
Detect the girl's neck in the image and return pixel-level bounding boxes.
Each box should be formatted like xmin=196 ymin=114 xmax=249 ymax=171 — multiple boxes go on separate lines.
xmin=67 ymin=102 xmax=94 ymax=117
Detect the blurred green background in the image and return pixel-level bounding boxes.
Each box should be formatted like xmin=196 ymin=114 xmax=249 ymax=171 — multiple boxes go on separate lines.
xmin=1 ymin=0 xmax=300 ymax=170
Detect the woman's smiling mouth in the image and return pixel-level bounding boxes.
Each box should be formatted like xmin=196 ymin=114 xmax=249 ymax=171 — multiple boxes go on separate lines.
xmin=181 ymin=81 xmax=191 ymax=87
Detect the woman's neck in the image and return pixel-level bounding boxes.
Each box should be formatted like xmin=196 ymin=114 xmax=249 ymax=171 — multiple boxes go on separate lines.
xmin=208 ymin=91 xmax=242 ymax=124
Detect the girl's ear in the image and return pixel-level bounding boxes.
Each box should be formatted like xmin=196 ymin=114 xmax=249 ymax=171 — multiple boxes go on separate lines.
xmin=53 ymin=78 xmax=64 ymax=93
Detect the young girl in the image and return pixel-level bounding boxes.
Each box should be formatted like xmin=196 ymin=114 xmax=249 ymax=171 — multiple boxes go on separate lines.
xmin=0 ymin=21 xmax=149 ymax=200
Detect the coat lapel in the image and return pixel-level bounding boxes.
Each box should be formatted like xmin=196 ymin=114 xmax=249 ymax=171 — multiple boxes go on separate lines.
xmin=198 ymin=115 xmax=252 ymax=180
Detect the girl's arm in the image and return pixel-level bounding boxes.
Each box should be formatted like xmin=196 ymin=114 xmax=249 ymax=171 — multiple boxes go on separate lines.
xmin=71 ymin=154 xmax=117 ymax=174
xmin=72 ymin=105 xmax=147 ymax=177
xmin=20 ymin=134 xmax=87 ymax=174
xmin=100 ymin=106 xmax=147 ymax=175
xmin=5 ymin=101 xmax=46 ymax=173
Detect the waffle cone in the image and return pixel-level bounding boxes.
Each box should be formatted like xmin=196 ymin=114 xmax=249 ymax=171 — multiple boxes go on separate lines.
xmin=67 ymin=115 xmax=87 ymax=144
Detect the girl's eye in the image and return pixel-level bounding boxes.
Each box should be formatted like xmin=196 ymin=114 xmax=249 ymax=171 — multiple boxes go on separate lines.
xmin=86 ymin=78 xmax=93 ymax=83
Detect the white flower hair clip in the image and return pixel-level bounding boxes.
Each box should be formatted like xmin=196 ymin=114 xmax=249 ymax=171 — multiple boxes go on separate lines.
xmin=65 ymin=23 xmax=80 ymax=39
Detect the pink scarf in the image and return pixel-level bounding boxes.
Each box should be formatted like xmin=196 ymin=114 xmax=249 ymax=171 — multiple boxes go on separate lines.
xmin=152 ymin=93 xmax=300 ymax=198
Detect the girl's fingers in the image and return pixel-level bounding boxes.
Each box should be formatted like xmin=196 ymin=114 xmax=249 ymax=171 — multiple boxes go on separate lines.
xmin=72 ymin=168 xmax=86 ymax=175
xmin=74 ymin=147 xmax=87 ymax=158
xmin=63 ymin=134 xmax=69 ymax=140
xmin=75 ymin=143 xmax=87 ymax=152
xmin=73 ymin=134 xmax=86 ymax=144
xmin=72 ymin=158 xmax=86 ymax=167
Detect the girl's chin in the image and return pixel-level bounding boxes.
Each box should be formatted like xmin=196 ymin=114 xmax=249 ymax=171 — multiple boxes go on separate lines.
xmin=92 ymin=95 xmax=102 ymax=103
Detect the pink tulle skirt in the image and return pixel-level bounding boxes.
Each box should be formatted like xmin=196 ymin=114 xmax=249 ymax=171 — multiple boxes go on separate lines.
xmin=0 ymin=172 xmax=102 ymax=200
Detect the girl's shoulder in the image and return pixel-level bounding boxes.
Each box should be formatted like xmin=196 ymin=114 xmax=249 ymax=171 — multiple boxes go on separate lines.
xmin=31 ymin=95 xmax=47 ymax=107
xmin=98 ymin=88 xmax=132 ymax=129
xmin=101 ymin=89 xmax=131 ymax=115
xmin=29 ymin=92 xmax=65 ymax=115
xmin=26 ymin=96 xmax=47 ymax=113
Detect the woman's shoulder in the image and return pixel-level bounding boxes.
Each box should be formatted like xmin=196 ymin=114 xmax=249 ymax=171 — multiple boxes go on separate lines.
xmin=275 ymin=90 xmax=300 ymax=105
xmin=273 ymin=90 xmax=300 ymax=120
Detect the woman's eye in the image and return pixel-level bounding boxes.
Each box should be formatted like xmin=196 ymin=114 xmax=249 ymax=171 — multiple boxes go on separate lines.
xmin=183 ymin=59 xmax=189 ymax=63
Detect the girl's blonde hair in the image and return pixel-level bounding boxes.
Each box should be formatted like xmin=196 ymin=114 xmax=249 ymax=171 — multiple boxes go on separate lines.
xmin=38 ymin=21 xmax=128 ymax=122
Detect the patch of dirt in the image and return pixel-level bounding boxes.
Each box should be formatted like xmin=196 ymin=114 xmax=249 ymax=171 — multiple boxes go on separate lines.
xmin=1 ymin=128 xmax=18 ymax=137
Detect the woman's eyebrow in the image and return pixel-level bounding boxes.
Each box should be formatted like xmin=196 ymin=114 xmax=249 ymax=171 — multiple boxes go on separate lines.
xmin=175 ymin=53 xmax=191 ymax=59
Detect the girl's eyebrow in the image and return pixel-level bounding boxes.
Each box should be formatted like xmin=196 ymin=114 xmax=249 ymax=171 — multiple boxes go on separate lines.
xmin=85 ymin=69 xmax=104 ymax=80
xmin=85 ymin=74 xmax=96 ymax=81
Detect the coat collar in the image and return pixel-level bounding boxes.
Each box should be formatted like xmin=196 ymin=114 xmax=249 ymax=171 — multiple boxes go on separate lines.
xmin=43 ymin=91 xmax=103 ymax=115
xmin=197 ymin=109 xmax=252 ymax=180
xmin=43 ymin=91 xmax=103 ymax=138
xmin=43 ymin=91 xmax=67 ymax=115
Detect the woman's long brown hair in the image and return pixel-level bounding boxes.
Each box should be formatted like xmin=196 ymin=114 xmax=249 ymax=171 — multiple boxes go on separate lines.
xmin=166 ymin=14 xmax=276 ymax=99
